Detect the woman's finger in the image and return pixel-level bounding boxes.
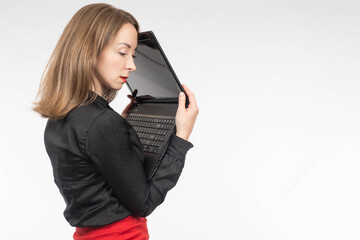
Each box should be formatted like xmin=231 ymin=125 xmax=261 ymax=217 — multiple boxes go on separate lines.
xmin=127 ymin=94 xmax=137 ymax=103
xmin=177 ymin=91 xmax=186 ymax=112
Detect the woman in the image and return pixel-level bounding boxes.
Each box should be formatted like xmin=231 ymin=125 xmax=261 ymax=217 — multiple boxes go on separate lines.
xmin=33 ymin=3 xmax=198 ymax=240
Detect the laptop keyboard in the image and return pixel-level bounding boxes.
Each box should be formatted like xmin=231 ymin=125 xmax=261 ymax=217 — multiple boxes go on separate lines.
xmin=126 ymin=116 xmax=175 ymax=154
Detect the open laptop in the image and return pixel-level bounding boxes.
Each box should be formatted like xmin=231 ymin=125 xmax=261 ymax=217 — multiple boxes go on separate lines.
xmin=125 ymin=31 xmax=189 ymax=180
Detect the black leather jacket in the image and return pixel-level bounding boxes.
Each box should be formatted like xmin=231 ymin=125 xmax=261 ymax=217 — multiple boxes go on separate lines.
xmin=44 ymin=91 xmax=193 ymax=227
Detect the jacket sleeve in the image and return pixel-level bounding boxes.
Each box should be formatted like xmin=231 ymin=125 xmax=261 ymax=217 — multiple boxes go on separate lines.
xmin=84 ymin=110 xmax=193 ymax=217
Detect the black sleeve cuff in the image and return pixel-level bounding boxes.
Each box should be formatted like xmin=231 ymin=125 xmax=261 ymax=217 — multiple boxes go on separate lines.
xmin=167 ymin=135 xmax=194 ymax=159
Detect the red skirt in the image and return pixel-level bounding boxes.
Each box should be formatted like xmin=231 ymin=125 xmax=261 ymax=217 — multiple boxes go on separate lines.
xmin=73 ymin=215 xmax=149 ymax=240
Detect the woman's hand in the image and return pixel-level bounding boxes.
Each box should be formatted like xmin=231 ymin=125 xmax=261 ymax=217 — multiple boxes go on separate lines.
xmin=121 ymin=94 xmax=137 ymax=118
xmin=175 ymin=84 xmax=199 ymax=141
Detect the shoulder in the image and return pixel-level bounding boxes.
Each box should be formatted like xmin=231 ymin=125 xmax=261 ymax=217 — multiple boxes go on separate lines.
xmin=90 ymin=108 xmax=129 ymax=132
xmin=86 ymin=109 xmax=133 ymax=147
xmin=64 ymin=98 xmax=127 ymax=132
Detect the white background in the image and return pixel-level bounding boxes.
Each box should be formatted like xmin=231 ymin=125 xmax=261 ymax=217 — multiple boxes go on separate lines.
xmin=1 ymin=0 xmax=360 ymax=239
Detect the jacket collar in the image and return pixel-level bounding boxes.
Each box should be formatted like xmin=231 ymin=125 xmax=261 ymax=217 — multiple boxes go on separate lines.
xmin=89 ymin=90 xmax=109 ymax=107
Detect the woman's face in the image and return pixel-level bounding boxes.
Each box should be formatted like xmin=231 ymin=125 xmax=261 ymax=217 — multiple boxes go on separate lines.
xmin=94 ymin=23 xmax=138 ymax=94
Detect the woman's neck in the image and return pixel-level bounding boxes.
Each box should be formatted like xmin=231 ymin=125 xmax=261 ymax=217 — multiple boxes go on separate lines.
xmin=91 ymin=80 xmax=106 ymax=97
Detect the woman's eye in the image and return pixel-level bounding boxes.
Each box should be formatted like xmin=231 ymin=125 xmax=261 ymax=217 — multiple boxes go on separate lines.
xmin=119 ymin=52 xmax=136 ymax=59
xmin=119 ymin=52 xmax=136 ymax=58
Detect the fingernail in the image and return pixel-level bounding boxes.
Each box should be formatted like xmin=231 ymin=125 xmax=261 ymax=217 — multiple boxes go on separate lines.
xmin=180 ymin=92 xmax=184 ymax=97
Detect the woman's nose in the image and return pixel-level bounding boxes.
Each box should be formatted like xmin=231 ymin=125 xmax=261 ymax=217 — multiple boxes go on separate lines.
xmin=126 ymin=57 xmax=136 ymax=72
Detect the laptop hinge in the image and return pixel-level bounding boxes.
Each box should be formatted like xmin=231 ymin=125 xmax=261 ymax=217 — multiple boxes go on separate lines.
xmin=136 ymin=98 xmax=178 ymax=104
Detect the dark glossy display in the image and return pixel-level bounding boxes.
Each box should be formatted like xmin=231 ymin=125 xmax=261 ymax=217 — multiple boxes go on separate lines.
xmin=126 ymin=31 xmax=183 ymax=101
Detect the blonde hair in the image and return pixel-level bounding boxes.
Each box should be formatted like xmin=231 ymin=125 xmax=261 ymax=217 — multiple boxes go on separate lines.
xmin=32 ymin=3 xmax=139 ymax=120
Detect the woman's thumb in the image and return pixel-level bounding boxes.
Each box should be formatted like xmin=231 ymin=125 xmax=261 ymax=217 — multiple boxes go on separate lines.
xmin=178 ymin=92 xmax=186 ymax=110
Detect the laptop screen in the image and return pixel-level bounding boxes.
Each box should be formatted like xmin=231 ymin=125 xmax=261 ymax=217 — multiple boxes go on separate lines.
xmin=125 ymin=31 xmax=182 ymax=100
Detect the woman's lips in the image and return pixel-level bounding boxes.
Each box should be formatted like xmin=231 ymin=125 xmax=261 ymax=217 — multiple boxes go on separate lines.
xmin=120 ymin=76 xmax=128 ymax=83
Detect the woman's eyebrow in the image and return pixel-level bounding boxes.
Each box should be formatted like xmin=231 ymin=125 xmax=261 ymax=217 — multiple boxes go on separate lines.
xmin=118 ymin=42 xmax=138 ymax=51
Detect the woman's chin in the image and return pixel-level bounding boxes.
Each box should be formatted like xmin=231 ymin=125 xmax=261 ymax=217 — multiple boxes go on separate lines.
xmin=110 ymin=82 xmax=124 ymax=90
xmin=117 ymin=83 xmax=124 ymax=90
